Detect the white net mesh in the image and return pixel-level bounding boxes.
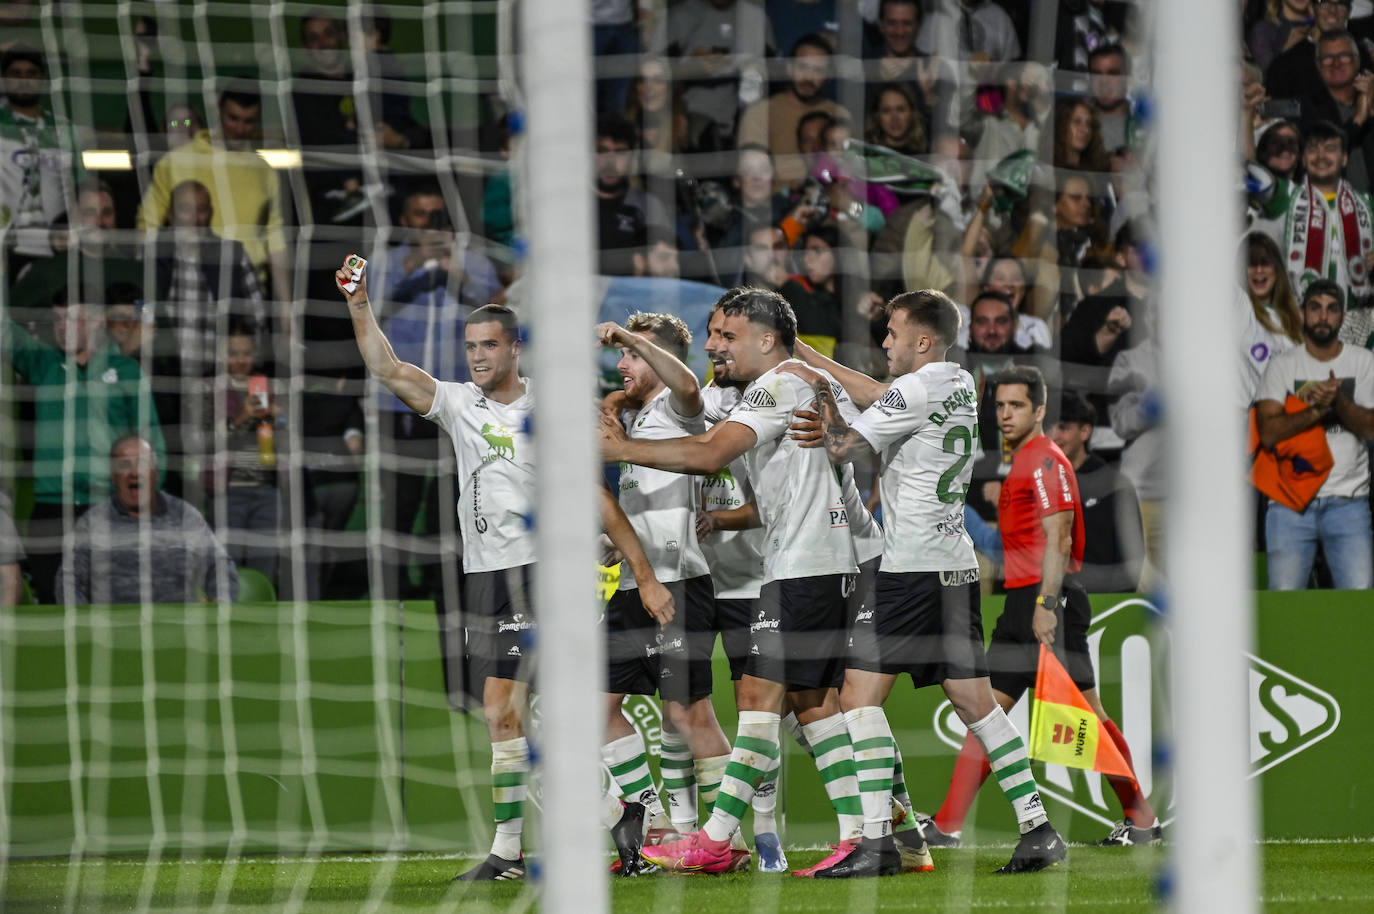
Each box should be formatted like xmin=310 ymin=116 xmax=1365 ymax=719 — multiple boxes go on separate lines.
xmin=0 ymin=0 xmax=1312 ymax=910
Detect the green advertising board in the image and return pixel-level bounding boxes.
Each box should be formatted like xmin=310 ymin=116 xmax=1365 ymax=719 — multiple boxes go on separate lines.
xmin=1 ymin=591 xmax=1367 ymax=857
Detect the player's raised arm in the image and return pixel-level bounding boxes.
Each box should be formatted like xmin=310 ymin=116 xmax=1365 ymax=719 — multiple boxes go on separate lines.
xmin=776 ymin=362 xmax=876 ymax=464
xmin=335 ymin=255 xmax=438 ymax=416
xmin=596 ymin=320 xmax=703 ymax=418
xmin=600 ymin=409 xmax=755 ymax=475
xmin=792 ymin=337 xmax=889 ymax=409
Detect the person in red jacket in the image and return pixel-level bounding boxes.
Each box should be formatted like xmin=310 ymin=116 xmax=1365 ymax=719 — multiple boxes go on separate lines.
xmin=913 ymin=365 xmax=1162 ymax=849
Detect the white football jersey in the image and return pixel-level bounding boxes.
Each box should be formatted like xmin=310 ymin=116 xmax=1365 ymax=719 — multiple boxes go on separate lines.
xmin=850 ymin=362 xmax=979 ymax=572
xmin=725 ymin=360 xmax=860 ymax=583
xmin=699 ymin=383 xmax=766 ymax=598
xmin=425 ymin=378 xmax=536 ymax=573
xmin=617 ymin=386 xmax=711 ymax=588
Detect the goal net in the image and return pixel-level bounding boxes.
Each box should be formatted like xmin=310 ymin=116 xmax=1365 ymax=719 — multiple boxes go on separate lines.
xmin=0 ymin=0 xmax=1263 ymax=910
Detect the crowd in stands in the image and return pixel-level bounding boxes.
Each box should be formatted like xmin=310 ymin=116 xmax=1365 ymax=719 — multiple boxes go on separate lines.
xmin=0 ymin=0 xmax=1371 ymax=604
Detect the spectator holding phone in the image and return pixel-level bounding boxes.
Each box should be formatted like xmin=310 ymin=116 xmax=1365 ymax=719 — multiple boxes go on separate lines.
xmin=1248 ymin=0 xmax=1316 ymax=73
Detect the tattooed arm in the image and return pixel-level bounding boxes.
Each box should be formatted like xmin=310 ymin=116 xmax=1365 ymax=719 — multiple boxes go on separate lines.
xmin=777 ymin=363 xmax=876 ymax=464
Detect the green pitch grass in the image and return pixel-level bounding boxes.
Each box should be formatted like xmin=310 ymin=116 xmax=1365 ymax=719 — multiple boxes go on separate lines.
xmin=3 ymin=842 xmax=1372 ymax=912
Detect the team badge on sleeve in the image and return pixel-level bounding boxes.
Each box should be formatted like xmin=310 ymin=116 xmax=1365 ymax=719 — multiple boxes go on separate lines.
xmin=877 ymin=388 xmax=908 ymax=412
xmin=744 ymin=388 xmax=777 ymax=409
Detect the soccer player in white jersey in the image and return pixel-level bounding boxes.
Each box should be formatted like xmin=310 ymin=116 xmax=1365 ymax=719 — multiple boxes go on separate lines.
xmin=596 ymin=313 xmax=741 ymax=870
xmin=695 ymin=295 xmax=895 ymax=874
xmin=600 ymin=287 xmax=871 ymax=875
xmin=782 ymin=289 xmax=1067 ymax=875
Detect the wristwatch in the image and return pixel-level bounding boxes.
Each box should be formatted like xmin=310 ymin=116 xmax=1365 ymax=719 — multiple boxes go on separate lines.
xmin=1035 ymin=594 xmax=1066 ymax=612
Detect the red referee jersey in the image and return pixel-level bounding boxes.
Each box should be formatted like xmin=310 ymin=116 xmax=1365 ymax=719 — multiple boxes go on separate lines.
xmin=997 ymin=433 xmax=1086 ymax=590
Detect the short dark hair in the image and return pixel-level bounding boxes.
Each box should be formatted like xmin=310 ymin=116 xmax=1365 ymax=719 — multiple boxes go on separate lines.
xmin=969 ymin=289 xmax=1016 ymax=318
xmin=596 ymin=112 xmax=637 ymax=147
xmin=796 ymin=110 xmax=835 ymax=146
xmin=219 ymin=81 xmax=262 ymax=112
xmin=991 ymin=365 xmax=1047 ymax=411
xmin=1058 ymin=390 xmax=1098 ymax=427
xmin=888 ymin=289 xmax=960 ymax=345
xmin=0 ymin=45 xmax=43 ymax=76
xmin=1306 ymin=118 xmax=1349 ymax=155
xmin=468 ymin=304 xmax=521 ymax=341
xmin=791 ymin=33 xmax=832 ymax=58
xmin=1088 ymin=43 xmax=1128 ymax=71
xmin=1302 ymin=278 xmax=1346 ymax=311
xmin=226 ymin=315 xmax=259 ymax=339
xmin=104 ymin=281 xmax=143 ymax=307
xmin=300 ymin=9 xmax=339 ymax=42
xmin=878 ymin=0 xmax=919 ymax=20
xmin=719 ymin=286 xmax=798 ymax=352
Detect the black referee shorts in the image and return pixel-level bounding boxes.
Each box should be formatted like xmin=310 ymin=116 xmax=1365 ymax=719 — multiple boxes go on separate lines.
xmin=986 ymin=578 xmax=1095 ymax=699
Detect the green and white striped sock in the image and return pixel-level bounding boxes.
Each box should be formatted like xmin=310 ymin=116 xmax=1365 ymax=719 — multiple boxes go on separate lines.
xmin=603 ymin=732 xmax=667 ymax=825
xmin=702 ymin=711 xmax=780 ymax=843
xmin=892 ymin=742 xmax=914 ymax=826
xmin=658 ymin=728 xmax=697 ymax=831
xmin=750 ymin=749 xmax=782 ymax=836
xmin=802 ymin=713 xmax=864 ymax=841
xmin=490 ymin=737 xmax=528 ymax=860
xmin=694 ymin=754 xmax=729 ymax=819
xmin=968 ymin=706 xmax=1047 ymax=833
xmin=845 ymin=705 xmax=896 ymax=840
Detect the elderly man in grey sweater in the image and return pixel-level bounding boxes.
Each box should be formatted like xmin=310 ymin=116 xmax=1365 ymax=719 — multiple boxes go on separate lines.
xmin=57 ymin=435 xmax=239 ymax=604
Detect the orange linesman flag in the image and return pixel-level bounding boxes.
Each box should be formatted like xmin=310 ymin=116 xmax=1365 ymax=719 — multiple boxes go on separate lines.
xmin=1028 ymin=644 xmax=1134 ymax=778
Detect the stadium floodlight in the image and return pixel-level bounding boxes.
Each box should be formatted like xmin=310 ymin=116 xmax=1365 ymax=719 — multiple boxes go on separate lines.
xmin=1155 ymin=0 xmax=1260 ymax=911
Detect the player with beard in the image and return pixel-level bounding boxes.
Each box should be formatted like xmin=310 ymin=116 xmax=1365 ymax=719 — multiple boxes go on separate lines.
xmin=596 ymin=312 xmax=743 ymax=871
xmin=602 ymin=287 xmax=878 ymax=876
xmin=782 ymin=291 xmax=1067 ymax=875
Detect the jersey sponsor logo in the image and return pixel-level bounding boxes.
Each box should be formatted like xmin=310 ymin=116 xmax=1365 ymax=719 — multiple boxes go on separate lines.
xmin=1057 ymin=465 xmax=1073 ymax=502
xmin=497 ymin=612 xmax=535 ymax=633
xmin=828 ymin=505 xmax=850 ymax=528
xmin=703 ymin=465 xmax=737 ymax=491
xmin=877 ymin=388 xmax=908 ymax=412
xmin=743 ymin=387 xmax=777 ymax=409
xmin=751 ymin=608 xmax=780 ymax=633
xmin=1032 ymin=467 xmax=1050 ymax=510
xmin=938 ymin=568 xmax=979 ymax=587
xmin=481 ymin=422 xmax=517 ymax=463
xmin=935 ymin=511 xmax=967 ymax=539
xmin=853 ymin=608 xmax=874 ymax=624
xmin=646 ymin=632 xmax=685 ymax=658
